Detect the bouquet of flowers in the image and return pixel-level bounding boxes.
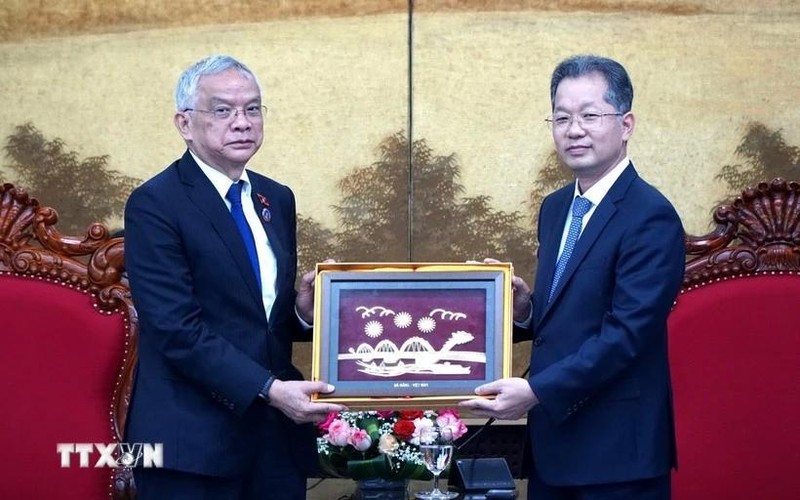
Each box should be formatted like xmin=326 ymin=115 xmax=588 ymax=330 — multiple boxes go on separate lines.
xmin=317 ymin=409 xmax=468 ymax=480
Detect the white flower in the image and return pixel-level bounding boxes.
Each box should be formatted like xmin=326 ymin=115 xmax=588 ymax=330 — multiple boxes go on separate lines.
xmin=410 ymin=417 xmax=436 ymax=445
xmin=378 ymin=433 xmax=400 ymax=456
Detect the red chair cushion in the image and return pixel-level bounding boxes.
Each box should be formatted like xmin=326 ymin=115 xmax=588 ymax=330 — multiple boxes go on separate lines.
xmin=668 ymin=274 xmax=800 ymax=499
xmin=0 ymin=274 xmax=127 ymax=497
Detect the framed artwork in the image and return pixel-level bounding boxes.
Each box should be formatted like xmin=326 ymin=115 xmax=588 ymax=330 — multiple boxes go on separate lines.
xmin=311 ymin=262 xmax=513 ymax=409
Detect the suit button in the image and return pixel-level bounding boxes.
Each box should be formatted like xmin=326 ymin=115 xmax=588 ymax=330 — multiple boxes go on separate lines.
xmin=533 ymin=337 xmax=544 ymax=347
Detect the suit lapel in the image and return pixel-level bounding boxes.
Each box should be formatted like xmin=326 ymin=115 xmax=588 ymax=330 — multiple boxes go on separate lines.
xmin=177 ymin=152 xmax=262 ymax=303
xmin=537 ymin=164 xmax=638 ymax=323
xmin=534 ymin=187 xmax=573 ymax=322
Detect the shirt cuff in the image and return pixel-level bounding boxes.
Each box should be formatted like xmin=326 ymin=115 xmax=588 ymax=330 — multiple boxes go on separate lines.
xmin=514 ymin=303 xmax=533 ymax=329
xmin=295 ymin=305 xmax=313 ymax=329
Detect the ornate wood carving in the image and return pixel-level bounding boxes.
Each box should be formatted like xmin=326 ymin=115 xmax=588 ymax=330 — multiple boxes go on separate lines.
xmin=683 ymin=178 xmax=800 ymax=288
xmin=0 ymin=182 xmax=137 ymax=498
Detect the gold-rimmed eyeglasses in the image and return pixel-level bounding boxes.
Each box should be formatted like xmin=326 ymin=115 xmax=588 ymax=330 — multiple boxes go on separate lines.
xmin=545 ymin=112 xmax=622 ymax=131
xmin=184 ymin=104 xmax=268 ymax=121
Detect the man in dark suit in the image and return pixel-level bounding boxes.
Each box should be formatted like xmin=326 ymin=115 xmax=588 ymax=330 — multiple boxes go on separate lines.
xmin=124 ymin=55 xmax=344 ymax=500
xmin=461 ymin=55 xmax=685 ymax=499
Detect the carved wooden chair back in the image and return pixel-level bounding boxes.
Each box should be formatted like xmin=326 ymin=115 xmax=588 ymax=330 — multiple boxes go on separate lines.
xmin=668 ymin=178 xmax=800 ymax=499
xmin=0 ymin=183 xmax=136 ymax=498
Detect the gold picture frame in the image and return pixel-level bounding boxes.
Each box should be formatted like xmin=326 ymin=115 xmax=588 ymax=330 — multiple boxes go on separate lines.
xmin=311 ymin=262 xmax=513 ymax=409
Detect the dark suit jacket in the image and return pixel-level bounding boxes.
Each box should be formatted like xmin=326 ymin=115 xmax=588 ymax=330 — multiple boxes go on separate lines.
xmin=520 ymin=164 xmax=684 ymax=486
xmin=124 ymin=151 xmax=315 ymax=478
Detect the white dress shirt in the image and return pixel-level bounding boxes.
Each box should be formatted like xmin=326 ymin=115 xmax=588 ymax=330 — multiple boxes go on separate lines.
xmin=191 ymin=151 xmax=278 ymax=320
xmin=554 ymin=157 xmax=631 ymax=260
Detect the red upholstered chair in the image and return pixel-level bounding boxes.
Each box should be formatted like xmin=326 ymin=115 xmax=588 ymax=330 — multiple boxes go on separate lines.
xmin=0 ymin=183 xmax=137 ymax=499
xmin=668 ymin=178 xmax=800 ymax=499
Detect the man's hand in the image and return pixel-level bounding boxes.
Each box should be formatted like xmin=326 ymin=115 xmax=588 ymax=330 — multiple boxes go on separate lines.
xmin=267 ymin=380 xmax=345 ymax=424
xmin=295 ymin=268 xmax=316 ymax=324
xmin=295 ymin=259 xmax=336 ymax=324
xmin=478 ymin=258 xmax=532 ymax=321
xmin=458 ymin=378 xmax=538 ymax=420
xmin=510 ymin=274 xmax=532 ymax=322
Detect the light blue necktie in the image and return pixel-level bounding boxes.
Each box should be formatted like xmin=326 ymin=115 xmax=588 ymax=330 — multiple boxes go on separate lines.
xmin=226 ymin=181 xmax=261 ymax=289
xmin=548 ymin=196 xmax=593 ymax=303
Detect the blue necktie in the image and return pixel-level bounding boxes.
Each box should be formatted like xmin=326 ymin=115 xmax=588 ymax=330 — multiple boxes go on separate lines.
xmin=548 ymin=196 xmax=593 ymax=303
xmin=226 ymin=181 xmax=261 ymax=289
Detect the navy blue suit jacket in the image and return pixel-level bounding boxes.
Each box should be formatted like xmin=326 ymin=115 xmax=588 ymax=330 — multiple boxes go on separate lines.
xmin=124 ymin=151 xmax=315 ymax=478
xmin=521 ymin=165 xmax=684 ymax=486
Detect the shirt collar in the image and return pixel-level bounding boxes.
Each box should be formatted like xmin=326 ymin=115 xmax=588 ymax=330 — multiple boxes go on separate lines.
xmin=572 ymin=156 xmax=630 ymax=206
xmin=189 ymin=150 xmax=252 ymax=200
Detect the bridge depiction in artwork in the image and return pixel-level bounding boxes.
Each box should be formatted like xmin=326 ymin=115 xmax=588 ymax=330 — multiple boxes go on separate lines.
xmin=338 ymin=331 xmax=487 ymax=377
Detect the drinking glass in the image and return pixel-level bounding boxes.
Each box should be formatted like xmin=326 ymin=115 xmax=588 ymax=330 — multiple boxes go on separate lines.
xmin=415 ymin=442 xmax=458 ymax=499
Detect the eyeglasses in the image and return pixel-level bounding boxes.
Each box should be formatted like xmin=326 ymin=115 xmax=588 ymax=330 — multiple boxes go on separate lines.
xmin=184 ymin=104 xmax=268 ymax=121
xmin=545 ymin=112 xmax=622 ymax=131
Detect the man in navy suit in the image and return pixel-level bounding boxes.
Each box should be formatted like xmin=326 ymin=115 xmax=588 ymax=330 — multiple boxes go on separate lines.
xmin=461 ymin=55 xmax=685 ymax=499
xmin=124 ymin=55 xmax=344 ymax=499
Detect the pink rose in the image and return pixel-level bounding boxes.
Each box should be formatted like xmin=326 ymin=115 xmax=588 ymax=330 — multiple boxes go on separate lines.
xmin=439 ymin=409 xmax=461 ymax=420
xmin=436 ymin=411 xmax=468 ymax=440
xmin=348 ymin=428 xmax=373 ymax=452
xmin=324 ymin=419 xmax=351 ymax=447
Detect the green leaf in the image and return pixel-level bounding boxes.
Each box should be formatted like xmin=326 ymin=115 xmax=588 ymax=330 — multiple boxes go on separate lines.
xmin=319 ymin=450 xmax=350 ymax=478
xmin=360 ymin=416 xmax=381 ymax=441
xmin=346 ymin=454 xmax=393 ymax=480
xmin=395 ymin=460 xmax=433 ymax=480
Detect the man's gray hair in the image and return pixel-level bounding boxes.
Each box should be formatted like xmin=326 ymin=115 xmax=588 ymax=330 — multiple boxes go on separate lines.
xmin=175 ymin=55 xmax=261 ymax=111
xmin=550 ymin=55 xmax=633 ymax=114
